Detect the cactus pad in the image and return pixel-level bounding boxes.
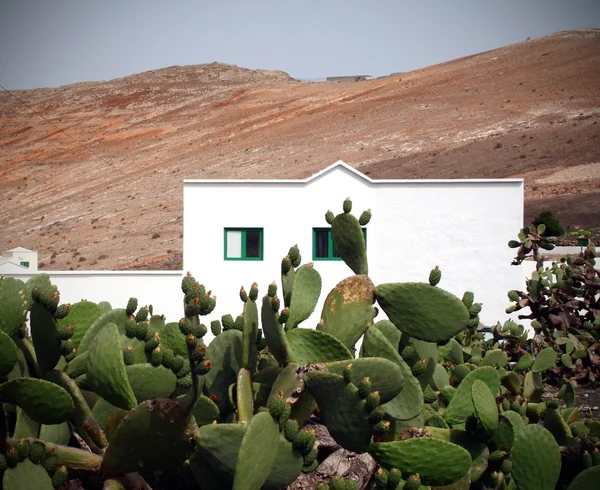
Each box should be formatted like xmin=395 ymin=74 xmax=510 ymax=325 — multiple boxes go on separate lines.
xmin=303 ymin=370 xmax=373 ymax=453
xmin=471 ymin=380 xmax=498 ymax=432
xmin=368 ymin=437 xmax=472 ymax=486
xmin=57 ymin=300 xmax=102 ymax=348
xmin=86 ymin=322 xmax=137 ymax=410
xmin=320 ymin=275 xmax=376 ymax=348
xmin=0 ymin=378 xmax=73 ymax=425
xmin=287 ymin=328 xmax=352 ymax=365
xmin=286 ymin=264 xmax=322 ymax=330
xmin=233 ymin=411 xmax=280 ymax=490
xmin=567 ymin=466 xmax=600 ymax=490
xmin=204 ymin=329 xmax=243 ymax=413
xmin=511 ymin=424 xmax=560 ymax=490
xmin=0 ymin=277 xmax=29 ymax=337
xmin=30 ymin=301 xmax=62 ymax=374
xmin=444 ymin=367 xmax=500 ymax=427
xmin=2 ymin=458 xmax=54 ymax=490
xmin=362 ymin=326 xmax=423 ymax=421
xmin=126 ymin=364 xmax=177 ymax=401
xmin=102 ymin=398 xmax=196 ymax=476
xmin=331 ymin=211 xmax=368 ymax=275
xmin=375 ymin=283 xmax=469 ymax=342
xmin=531 ymin=347 xmax=557 ymax=372
xmin=0 ymin=330 xmax=18 ymax=377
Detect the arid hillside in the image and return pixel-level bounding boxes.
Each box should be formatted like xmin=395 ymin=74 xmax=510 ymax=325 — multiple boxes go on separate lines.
xmin=1 ymin=29 xmax=599 ymax=270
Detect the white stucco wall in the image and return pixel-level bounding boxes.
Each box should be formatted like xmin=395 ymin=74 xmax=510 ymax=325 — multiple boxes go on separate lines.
xmin=183 ymin=162 xmax=525 ymax=341
xmin=4 ymin=271 xmax=184 ymax=325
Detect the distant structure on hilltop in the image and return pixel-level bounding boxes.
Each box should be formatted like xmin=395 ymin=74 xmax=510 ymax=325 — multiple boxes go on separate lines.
xmin=0 ymin=247 xmax=38 ymax=274
xmin=326 ymin=75 xmax=373 ymax=82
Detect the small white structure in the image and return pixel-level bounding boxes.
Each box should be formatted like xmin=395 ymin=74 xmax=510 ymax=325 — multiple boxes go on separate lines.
xmin=0 ymin=247 xmax=38 ymax=274
xmin=184 ymin=161 xmax=524 ymax=331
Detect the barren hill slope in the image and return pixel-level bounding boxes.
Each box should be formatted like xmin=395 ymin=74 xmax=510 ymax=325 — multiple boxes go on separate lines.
xmin=1 ymin=30 xmax=599 ymax=270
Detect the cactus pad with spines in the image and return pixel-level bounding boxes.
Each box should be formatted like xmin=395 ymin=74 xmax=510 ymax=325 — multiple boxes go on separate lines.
xmin=0 ymin=330 xmax=18 ymax=377
xmin=331 ymin=208 xmax=368 ymax=275
xmin=57 ymin=300 xmax=102 ymax=348
xmin=303 ymin=370 xmax=373 ymax=453
xmin=368 ymin=437 xmax=472 ymax=486
xmin=232 ymin=411 xmax=280 ymax=490
xmin=285 ymin=263 xmax=322 ymax=330
xmin=0 ymin=378 xmax=73 ymax=425
xmin=86 ymin=322 xmax=137 ymax=410
xmin=375 ymin=283 xmax=469 ymax=342
xmin=125 ymin=364 xmax=177 ymax=401
xmin=362 ymin=326 xmax=423 ymax=421
xmin=511 ymin=424 xmax=560 ymax=490
xmin=444 ymin=367 xmax=500 ymax=427
xmin=471 ymin=379 xmax=498 ymax=432
xmin=102 ymin=398 xmax=196 ymax=476
xmin=204 ymin=329 xmax=243 ymax=413
xmin=0 ymin=277 xmax=30 ymax=337
xmin=286 ymin=328 xmax=352 ymax=365
xmin=320 ymin=274 xmax=376 ymax=348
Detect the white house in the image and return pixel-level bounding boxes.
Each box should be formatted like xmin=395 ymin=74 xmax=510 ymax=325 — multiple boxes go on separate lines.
xmin=0 ymin=247 xmax=38 ymax=274
xmin=183 ymin=161 xmax=524 ymax=334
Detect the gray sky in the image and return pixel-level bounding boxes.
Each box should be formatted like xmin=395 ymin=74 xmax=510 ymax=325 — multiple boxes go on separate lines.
xmin=0 ymin=0 xmax=599 ymax=90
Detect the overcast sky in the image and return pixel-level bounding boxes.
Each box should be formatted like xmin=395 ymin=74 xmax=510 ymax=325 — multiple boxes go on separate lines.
xmin=0 ymin=0 xmax=598 ymax=90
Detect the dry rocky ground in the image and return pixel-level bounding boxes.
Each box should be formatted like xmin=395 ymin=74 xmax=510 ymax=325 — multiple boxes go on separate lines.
xmin=0 ymin=29 xmax=599 ymax=270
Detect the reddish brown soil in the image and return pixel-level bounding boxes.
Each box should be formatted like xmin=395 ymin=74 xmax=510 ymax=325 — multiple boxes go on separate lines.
xmin=0 ymin=30 xmax=599 ymax=270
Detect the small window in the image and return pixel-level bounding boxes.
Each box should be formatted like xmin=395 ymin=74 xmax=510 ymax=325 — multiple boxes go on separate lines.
xmin=312 ymin=228 xmax=366 ymax=260
xmin=224 ymin=228 xmax=263 ymax=260
xmin=20 ymin=261 xmax=30 ymax=268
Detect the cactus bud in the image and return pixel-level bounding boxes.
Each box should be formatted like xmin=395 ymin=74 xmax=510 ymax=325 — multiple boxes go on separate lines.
xmin=150 ymin=347 xmax=163 ymax=366
xmin=179 ymin=318 xmax=192 ymax=336
xmin=41 ymin=449 xmax=58 ymax=472
xmin=342 ymin=197 xmax=352 ymax=213
xmin=52 ymin=465 xmax=69 ymax=489
xmin=209 ymin=320 xmax=221 ymax=336
xmin=126 ymin=297 xmax=138 ymax=316
xmin=269 ymin=394 xmax=288 ymax=420
xmin=28 ymin=440 xmax=46 ymax=464
xmin=372 ymin=420 xmax=390 ymax=436
xmin=411 ymin=358 xmax=427 ymax=377
xmin=281 ymin=256 xmax=292 ymax=275
xmin=123 ymin=345 xmax=135 ymax=366
xmin=268 ymin=282 xmax=277 ymax=297
xmin=368 ymin=406 xmax=386 ymax=425
xmin=186 ymin=334 xmax=198 ymax=351
xmin=239 ymin=286 xmax=248 ymax=303
xmin=124 ymin=319 xmax=137 ymax=338
xmin=249 ymin=282 xmax=259 ymax=301
xmin=175 ymin=359 xmax=191 ymax=378
xmin=196 ymin=360 xmax=212 ymax=375
xmin=462 ymin=291 xmax=474 ymax=308
xmin=145 ymin=332 xmax=160 ymax=352
xmin=401 ymin=345 xmax=417 ymax=364
xmin=374 ymin=467 xmax=389 ymax=487
xmin=279 ymin=307 xmax=290 ymax=325
xmin=343 ymin=364 xmax=353 ymax=384
xmin=5 ymin=447 xmax=18 ymax=468
xmin=284 ymin=419 xmax=299 ymax=442
xmin=60 ymin=338 xmax=74 ymax=356
xmin=423 ymin=385 xmax=438 ymax=404
xmin=288 ymin=245 xmax=301 ymax=268
xmin=191 ymin=322 xmax=207 ymax=338
xmin=428 ymin=266 xmax=441 ymax=286
xmin=358 ymin=377 xmax=372 ymax=399
xmin=135 ymin=305 xmax=149 ymax=323
xmin=316 ymin=319 xmax=326 ymax=331
xmin=221 ymin=314 xmax=234 ymax=331
xmin=134 ymin=321 xmax=148 ymax=341
xmin=358 ymin=209 xmax=372 ymax=226
xmin=469 ymin=303 xmax=482 ymax=317
xmin=54 ymin=303 xmax=71 ymax=320
xmin=366 ymin=391 xmax=381 ymax=411
xmin=271 ymin=296 xmax=281 ymax=312
xmin=293 ymin=429 xmax=316 ymax=456
xmin=234 ymin=315 xmax=244 ymax=331
xmin=404 ymin=474 xmax=421 ymax=490
xmin=325 ymin=210 xmax=335 ymax=225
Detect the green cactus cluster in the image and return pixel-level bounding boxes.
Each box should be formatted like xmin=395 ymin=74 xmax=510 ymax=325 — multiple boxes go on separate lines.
xmin=0 ymin=198 xmax=598 ymax=489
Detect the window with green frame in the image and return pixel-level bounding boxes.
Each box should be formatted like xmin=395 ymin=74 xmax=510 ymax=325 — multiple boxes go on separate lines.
xmin=20 ymin=261 xmax=30 ymax=268
xmin=224 ymin=228 xmax=263 ymax=260
xmin=312 ymin=227 xmax=367 ymax=260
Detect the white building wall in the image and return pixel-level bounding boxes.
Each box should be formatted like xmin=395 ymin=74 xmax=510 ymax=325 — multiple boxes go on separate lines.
xmin=183 ymin=164 xmax=525 ymax=341
xmin=4 ymin=271 xmax=184 ymax=325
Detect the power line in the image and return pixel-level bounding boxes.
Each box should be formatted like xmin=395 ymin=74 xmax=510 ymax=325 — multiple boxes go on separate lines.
xmin=0 ymin=83 xmax=125 ymax=174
